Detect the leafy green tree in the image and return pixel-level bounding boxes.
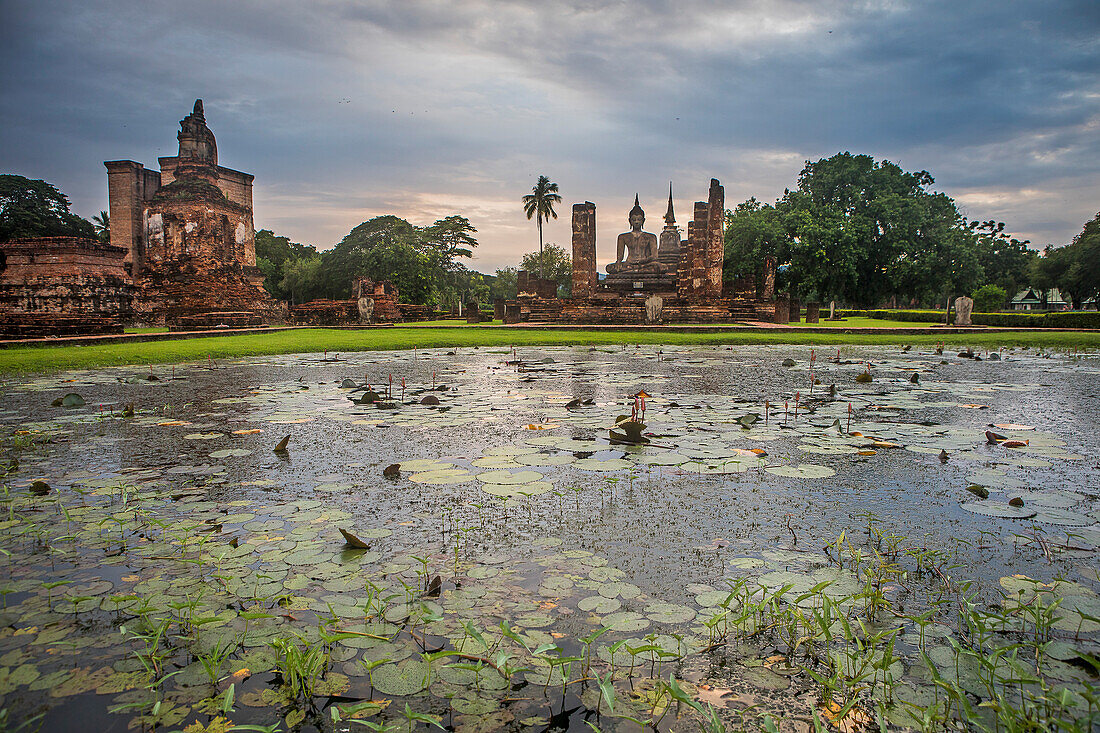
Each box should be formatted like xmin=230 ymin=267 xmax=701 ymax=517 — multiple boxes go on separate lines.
xmin=1042 ymin=211 xmax=1100 ymax=308
xmin=0 ymin=174 xmax=95 ymax=242
xmin=1026 ymin=247 xmax=1061 ymax=308
xmin=972 ymin=284 xmax=1008 ymax=312
xmin=970 ymin=220 xmax=1035 ymax=297
xmin=92 ymin=211 xmax=110 ymax=243
xmin=778 ymin=153 xmax=978 ymax=307
xmin=318 ymin=215 xmax=480 ymax=307
xmin=723 ymin=197 xmax=788 ymax=293
xmin=488 ymin=267 xmax=518 ymax=301
xmin=521 ymin=176 xmax=561 ymax=279
xmin=280 ymin=255 xmax=324 ymax=305
xmin=255 ymin=229 xmax=318 ymax=299
xmin=319 ymin=216 xmax=426 ymax=301
xmin=520 ymin=243 xmax=571 ymax=296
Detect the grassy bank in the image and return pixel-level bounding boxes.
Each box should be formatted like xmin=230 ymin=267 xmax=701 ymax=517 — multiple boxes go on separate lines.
xmin=1 ymin=327 xmax=1098 ymax=375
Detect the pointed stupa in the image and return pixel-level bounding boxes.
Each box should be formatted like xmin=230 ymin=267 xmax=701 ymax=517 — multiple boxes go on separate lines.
xmin=664 ymin=182 xmax=676 ymax=225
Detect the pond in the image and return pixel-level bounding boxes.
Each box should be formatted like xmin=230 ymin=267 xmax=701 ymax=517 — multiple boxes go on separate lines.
xmin=0 ymin=343 xmax=1098 ymax=732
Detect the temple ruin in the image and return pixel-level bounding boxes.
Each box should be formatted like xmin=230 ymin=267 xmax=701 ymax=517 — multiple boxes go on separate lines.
xmin=104 ymin=100 xmax=285 ymax=329
xmin=503 ymin=179 xmax=781 ymax=324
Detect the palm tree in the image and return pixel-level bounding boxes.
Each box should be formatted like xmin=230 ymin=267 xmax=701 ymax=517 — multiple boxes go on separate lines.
xmin=521 ymin=176 xmax=561 ymax=279
xmin=92 ymin=211 xmax=110 ymax=243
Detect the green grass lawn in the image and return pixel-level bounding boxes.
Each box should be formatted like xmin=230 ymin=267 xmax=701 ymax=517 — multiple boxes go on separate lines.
xmin=1 ymin=326 xmax=1098 ymax=375
xmin=787 ymin=316 xmax=943 ymax=328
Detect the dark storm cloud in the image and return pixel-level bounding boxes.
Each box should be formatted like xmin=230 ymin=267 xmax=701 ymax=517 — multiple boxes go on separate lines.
xmin=0 ymin=0 xmax=1097 ymax=268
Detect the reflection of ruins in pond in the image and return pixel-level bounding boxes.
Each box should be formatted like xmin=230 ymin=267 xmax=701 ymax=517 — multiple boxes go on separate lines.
xmin=502 ymin=178 xmax=784 ymax=324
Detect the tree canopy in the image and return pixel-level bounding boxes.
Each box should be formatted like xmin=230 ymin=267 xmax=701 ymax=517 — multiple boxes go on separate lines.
xmin=724 ymin=153 xmax=1034 ymax=309
xmin=520 ymin=243 xmax=571 ymax=296
xmin=0 ymin=174 xmax=95 ymax=242
xmin=255 ymin=229 xmax=318 ymax=301
xmin=317 ymin=214 xmax=484 ymax=308
xmin=1028 ymin=211 xmax=1100 ymax=308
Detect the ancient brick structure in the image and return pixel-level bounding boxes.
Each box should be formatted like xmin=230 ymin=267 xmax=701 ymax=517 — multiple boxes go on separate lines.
xmin=288 ymin=278 xmax=431 ymax=326
xmin=517 ymin=270 xmax=558 ymax=299
xmin=0 ymin=237 xmax=133 ymax=336
xmin=105 ymin=100 xmax=285 ymax=328
xmin=571 ymin=202 xmax=597 ymax=297
xmin=505 ymin=178 xmax=780 ymax=324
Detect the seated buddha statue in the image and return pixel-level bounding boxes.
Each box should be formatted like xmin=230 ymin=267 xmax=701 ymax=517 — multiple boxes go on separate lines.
xmin=606 ymin=195 xmax=660 ymax=274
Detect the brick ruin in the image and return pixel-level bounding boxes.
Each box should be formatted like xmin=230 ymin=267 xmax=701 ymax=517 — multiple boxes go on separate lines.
xmin=0 ymin=237 xmax=133 ymax=336
xmin=104 ymin=100 xmax=286 ymax=329
xmin=504 ymin=179 xmax=781 ymax=324
xmin=288 ymin=278 xmax=432 ymax=326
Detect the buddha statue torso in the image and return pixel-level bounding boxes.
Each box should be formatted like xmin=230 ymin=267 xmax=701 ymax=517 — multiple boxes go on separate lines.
xmin=607 ymin=195 xmax=659 ymax=274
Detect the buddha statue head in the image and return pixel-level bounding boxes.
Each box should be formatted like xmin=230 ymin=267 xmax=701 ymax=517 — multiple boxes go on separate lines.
xmin=628 ymin=194 xmax=645 ymax=231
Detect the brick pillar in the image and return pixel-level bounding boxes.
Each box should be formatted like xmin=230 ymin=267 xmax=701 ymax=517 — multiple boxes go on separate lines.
xmin=762 ymin=257 xmax=776 ymax=299
xmin=704 ymin=179 xmax=724 ymax=299
xmin=104 ymin=160 xmax=153 ymax=276
xmin=774 ymin=294 xmax=789 ymax=323
xmin=683 ymin=201 xmax=708 ymax=299
xmin=571 ymin=202 xmax=597 ymax=297
xmin=677 ymin=221 xmax=695 ymax=298
xmin=788 ymin=295 xmax=801 ymax=322
xmin=805 ymin=302 xmax=820 ymax=323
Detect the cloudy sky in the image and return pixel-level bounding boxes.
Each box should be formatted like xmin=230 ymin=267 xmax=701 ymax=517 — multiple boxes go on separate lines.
xmin=1 ymin=0 xmax=1098 ymax=272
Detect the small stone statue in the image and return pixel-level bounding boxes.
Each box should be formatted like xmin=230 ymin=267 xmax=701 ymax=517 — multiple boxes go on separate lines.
xmin=954 ymin=296 xmax=974 ymax=326
xmin=645 ymin=295 xmax=663 ymax=323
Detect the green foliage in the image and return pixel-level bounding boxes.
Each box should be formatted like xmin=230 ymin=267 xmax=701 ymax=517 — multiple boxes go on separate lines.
xmin=724 ymin=154 xmax=1014 ymax=308
xmin=0 ymin=174 xmax=95 ymax=242
xmin=92 ymin=211 xmax=110 ymax=243
xmin=254 ymin=229 xmax=319 ymax=301
xmin=489 ymin=267 xmax=518 ymax=301
xmin=318 ymin=214 xmax=482 ymax=308
xmin=280 ymin=256 xmax=324 ymax=305
xmin=521 ymin=175 xmax=561 ymax=279
xmin=842 ymin=308 xmax=1100 ymax=329
xmin=1029 ymin=212 xmax=1100 ymax=309
xmin=521 ymin=243 xmax=572 ymax=296
xmin=724 ymin=197 xmax=786 ymax=290
xmin=972 ymin=284 xmax=1008 ymax=312
xmin=970 ymin=220 xmax=1036 ymax=296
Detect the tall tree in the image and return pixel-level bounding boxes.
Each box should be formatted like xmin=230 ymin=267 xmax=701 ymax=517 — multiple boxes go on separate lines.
xmin=723 ymin=197 xmax=788 ymax=294
xmin=970 ymin=220 xmax=1036 ymax=296
xmin=521 ymin=176 xmax=561 ymax=279
xmin=489 ymin=267 xmax=518 ymax=301
xmin=254 ymin=229 xmax=318 ymax=299
xmin=766 ymin=153 xmax=981 ymax=307
xmin=0 ymin=174 xmax=95 ymax=242
xmin=520 ymin=243 xmax=572 ymax=296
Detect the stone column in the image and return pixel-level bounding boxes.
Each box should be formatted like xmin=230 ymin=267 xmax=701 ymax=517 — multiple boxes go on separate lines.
xmin=688 ymin=201 xmax=709 ymax=298
xmin=677 ymin=222 xmax=696 ymax=298
xmin=466 ymin=301 xmax=480 ymax=323
xmin=805 ymin=302 xmax=820 ymax=323
xmin=789 ymin=295 xmax=801 ymax=322
xmin=571 ymin=202 xmax=597 ymax=297
xmin=762 ymin=257 xmax=776 ymax=299
xmin=704 ymin=179 xmax=724 ymax=299
xmin=774 ymin=294 xmax=790 ymax=323
xmin=493 ymin=299 xmax=505 ymax=320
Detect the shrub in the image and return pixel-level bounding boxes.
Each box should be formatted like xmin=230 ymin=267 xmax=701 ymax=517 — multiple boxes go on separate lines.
xmin=972 ymin=285 xmax=1008 ymax=313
